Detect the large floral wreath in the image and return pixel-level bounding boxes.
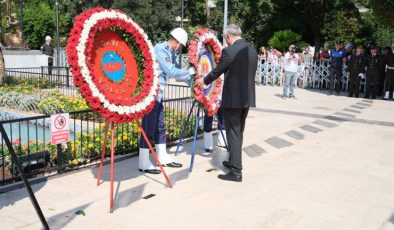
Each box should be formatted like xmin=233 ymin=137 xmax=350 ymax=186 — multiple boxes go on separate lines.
xmin=189 ymin=28 xmax=223 ymax=116
xmin=66 ymin=8 xmax=159 ymax=123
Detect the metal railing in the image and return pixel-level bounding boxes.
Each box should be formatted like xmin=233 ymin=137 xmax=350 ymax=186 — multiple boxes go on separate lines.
xmin=256 ymin=58 xmax=366 ymax=93
xmin=0 ymin=84 xmax=206 ymax=186
xmin=4 ymin=66 xmax=78 ymax=97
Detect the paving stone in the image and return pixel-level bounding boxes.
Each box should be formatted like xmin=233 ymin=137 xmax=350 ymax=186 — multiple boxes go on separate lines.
xmin=265 ymin=137 xmax=293 ymax=149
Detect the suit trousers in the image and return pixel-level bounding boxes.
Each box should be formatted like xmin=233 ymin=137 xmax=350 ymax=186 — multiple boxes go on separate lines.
xmin=223 ymin=108 xmax=249 ymax=174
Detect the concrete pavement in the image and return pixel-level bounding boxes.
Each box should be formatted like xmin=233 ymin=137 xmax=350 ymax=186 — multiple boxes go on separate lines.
xmin=1 ymin=86 xmax=394 ymax=230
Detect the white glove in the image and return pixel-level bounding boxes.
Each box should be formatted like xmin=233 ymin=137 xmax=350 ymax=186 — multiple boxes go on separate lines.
xmin=188 ymin=67 xmax=196 ymax=75
xmin=358 ymin=73 xmax=365 ymax=79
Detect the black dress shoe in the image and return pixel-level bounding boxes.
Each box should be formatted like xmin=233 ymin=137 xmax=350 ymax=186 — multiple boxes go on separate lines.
xmin=205 ymin=148 xmax=214 ymax=153
xmin=161 ymin=162 xmax=183 ymax=168
xmin=139 ymin=169 xmax=161 ymax=174
xmin=222 ymin=161 xmax=231 ymax=169
xmin=218 ymin=172 xmax=242 ymax=182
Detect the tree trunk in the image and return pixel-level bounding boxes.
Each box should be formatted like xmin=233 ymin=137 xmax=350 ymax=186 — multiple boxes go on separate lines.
xmin=0 ymin=47 xmax=4 ymax=86
xmin=312 ymin=28 xmax=322 ymax=59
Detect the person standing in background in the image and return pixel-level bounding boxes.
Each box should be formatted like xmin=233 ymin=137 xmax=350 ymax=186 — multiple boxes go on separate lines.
xmin=283 ymin=44 xmax=301 ymax=99
xmin=258 ymin=46 xmax=268 ymax=84
xmin=40 ymin=36 xmax=54 ymax=75
xmin=347 ymin=44 xmax=366 ymax=98
xmin=365 ymin=45 xmax=381 ymax=99
xmin=267 ymin=47 xmax=282 ymax=86
xmin=329 ymin=40 xmax=346 ymax=95
xmin=384 ymin=44 xmax=394 ymax=100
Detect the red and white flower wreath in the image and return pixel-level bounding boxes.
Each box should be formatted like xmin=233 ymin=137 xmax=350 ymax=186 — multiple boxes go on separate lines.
xmin=189 ymin=28 xmax=224 ymax=116
xmin=66 ymin=8 xmax=159 ymax=123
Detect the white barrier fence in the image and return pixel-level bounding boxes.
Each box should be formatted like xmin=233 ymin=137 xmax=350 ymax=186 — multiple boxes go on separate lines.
xmin=256 ymin=57 xmax=367 ymax=93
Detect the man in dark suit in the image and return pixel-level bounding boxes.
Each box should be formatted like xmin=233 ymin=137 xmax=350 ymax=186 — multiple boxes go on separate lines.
xmin=195 ymin=24 xmax=258 ymax=182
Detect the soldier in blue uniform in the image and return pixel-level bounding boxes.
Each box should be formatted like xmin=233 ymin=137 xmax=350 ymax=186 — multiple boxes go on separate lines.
xmin=139 ymin=28 xmax=195 ymax=174
xmin=329 ymin=40 xmax=346 ymax=95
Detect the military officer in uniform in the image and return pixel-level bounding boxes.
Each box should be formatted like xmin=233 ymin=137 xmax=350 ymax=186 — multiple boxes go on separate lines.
xmin=139 ymin=28 xmax=195 ymax=174
xmin=365 ymin=46 xmax=381 ymax=99
xmin=347 ymin=44 xmax=366 ymax=98
xmin=384 ymin=43 xmax=394 ymax=100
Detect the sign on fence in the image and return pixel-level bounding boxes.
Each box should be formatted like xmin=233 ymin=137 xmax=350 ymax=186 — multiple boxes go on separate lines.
xmin=51 ymin=113 xmax=69 ymax=145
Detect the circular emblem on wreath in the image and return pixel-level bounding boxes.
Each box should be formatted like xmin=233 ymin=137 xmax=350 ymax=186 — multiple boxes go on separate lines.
xmin=66 ymin=8 xmax=159 ymax=123
xmin=188 ymin=28 xmax=223 ymax=116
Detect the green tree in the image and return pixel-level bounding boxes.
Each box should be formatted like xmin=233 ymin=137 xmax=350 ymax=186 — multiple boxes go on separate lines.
xmin=321 ymin=0 xmax=360 ymax=45
xmin=268 ymin=30 xmax=307 ymax=52
xmin=23 ymin=2 xmax=56 ymax=49
xmin=370 ymin=0 xmax=394 ymax=28
xmin=22 ymin=1 xmax=71 ymax=49
xmin=112 ymin=0 xmax=181 ymax=44
xmin=208 ymin=0 xmax=274 ymax=48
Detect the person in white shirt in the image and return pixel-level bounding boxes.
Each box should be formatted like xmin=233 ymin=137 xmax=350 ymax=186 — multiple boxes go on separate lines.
xmin=283 ymin=44 xmax=301 ymax=99
xmin=267 ymin=47 xmax=282 ymax=86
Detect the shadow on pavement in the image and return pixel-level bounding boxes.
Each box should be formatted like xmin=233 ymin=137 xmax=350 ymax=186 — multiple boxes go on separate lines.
xmin=47 ymin=202 xmax=92 ymax=230
xmin=0 ymin=177 xmax=47 ymax=208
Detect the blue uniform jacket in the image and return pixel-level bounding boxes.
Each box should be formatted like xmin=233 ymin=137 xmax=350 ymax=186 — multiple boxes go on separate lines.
xmin=155 ymin=41 xmax=191 ymax=102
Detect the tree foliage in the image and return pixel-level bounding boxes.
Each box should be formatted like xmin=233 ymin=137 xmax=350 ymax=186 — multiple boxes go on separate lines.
xmin=268 ymin=30 xmax=307 ymax=52
xmin=3 ymin=0 xmax=392 ymax=52
xmin=370 ymin=0 xmax=394 ymax=28
xmin=208 ymin=0 xmax=274 ymax=48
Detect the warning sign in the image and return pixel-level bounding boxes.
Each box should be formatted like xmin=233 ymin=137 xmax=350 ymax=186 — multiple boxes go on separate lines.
xmin=51 ymin=113 xmax=69 ymax=145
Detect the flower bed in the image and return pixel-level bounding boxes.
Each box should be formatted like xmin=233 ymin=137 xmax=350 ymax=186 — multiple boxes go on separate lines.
xmin=0 ymin=108 xmax=199 ymax=181
xmin=0 ymin=85 xmax=89 ymax=115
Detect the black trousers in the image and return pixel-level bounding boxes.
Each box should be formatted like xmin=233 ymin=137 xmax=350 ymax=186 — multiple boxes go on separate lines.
xmin=386 ymin=70 xmax=394 ymax=99
xmin=348 ymin=73 xmax=360 ymax=97
xmin=223 ymin=108 xmax=249 ymax=174
xmin=365 ymin=73 xmax=379 ymax=98
xmin=330 ymin=67 xmax=342 ymax=93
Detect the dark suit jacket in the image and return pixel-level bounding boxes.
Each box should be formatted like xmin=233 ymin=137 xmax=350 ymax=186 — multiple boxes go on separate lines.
xmin=204 ymin=39 xmax=257 ymax=108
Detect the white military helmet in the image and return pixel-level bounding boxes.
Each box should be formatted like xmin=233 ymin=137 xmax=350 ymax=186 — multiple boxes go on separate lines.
xmin=170 ymin=28 xmax=188 ymax=46
xmin=45 ymin=36 xmax=52 ymax=41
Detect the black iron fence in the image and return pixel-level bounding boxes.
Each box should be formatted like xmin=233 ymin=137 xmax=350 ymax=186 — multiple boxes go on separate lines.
xmin=4 ymin=66 xmax=78 ymax=97
xmin=0 ymin=83 xmax=207 ymax=186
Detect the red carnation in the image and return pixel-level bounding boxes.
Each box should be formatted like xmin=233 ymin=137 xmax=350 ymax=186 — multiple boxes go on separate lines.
xmin=73 ymin=75 xmax=84 ymax=87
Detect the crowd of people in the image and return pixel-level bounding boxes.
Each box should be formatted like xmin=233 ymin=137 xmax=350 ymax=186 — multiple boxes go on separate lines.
xmin=257 ymin=41 xmax=394 ymax=100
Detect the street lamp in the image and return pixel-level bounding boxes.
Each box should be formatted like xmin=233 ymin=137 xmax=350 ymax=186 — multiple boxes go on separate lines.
xmin=223 ymin=0 xmax=228 ymax=46
xmin=180 ymin=0 xmax=184 ymax=28
xmin=55 ymin=0 xmax=60 ymax=67
xmin=20 ymin=0 xmax=24 ymax=47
